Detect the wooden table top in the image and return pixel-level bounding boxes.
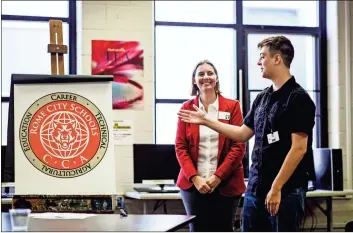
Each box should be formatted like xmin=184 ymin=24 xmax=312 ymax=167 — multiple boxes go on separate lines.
xmin=2 ymin=212 xmax=195 ymax=232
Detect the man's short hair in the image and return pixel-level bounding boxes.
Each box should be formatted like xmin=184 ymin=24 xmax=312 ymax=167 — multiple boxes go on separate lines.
xmin=257 ymin=36 xmax=294 ymax=68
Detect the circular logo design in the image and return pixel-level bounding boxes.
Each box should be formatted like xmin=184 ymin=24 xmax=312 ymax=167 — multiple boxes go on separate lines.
xmin=19 ymin=92 xmax=109 ymax=178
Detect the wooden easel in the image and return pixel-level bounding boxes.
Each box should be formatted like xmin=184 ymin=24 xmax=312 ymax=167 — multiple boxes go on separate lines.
xmin=11 ymin=20 xmax=115 ymax=213
xmin=47 ymin=20 xmax=67 ymax=75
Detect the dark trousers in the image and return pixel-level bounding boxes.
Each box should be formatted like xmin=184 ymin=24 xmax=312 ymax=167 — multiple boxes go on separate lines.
xmin=241 ymin=187 xmax=306 ymax=232
xmin=180 ymin=186 xmax=240 ymax=232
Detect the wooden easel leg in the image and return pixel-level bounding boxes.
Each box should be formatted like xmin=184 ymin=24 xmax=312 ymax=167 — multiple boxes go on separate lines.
xmin=58 ymin=54 xmax=64 ymax=74
xmin=51 ymin=54 xmax=58 ymax=75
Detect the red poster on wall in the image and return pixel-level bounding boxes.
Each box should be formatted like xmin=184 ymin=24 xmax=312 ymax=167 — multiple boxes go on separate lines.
xmin=91 ymin=40 xmax=144 ymax=110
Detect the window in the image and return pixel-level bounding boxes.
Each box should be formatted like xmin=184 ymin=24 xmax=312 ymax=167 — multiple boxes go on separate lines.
xmin=155 ymin=1 xmax=236 ymax=24
xmin=156 ymin=103 xmax=183 ymax=144
xmin=155 ymin=26 xmax=236 ymax=100
xmin=1 ymin=0 xmax=77 ymax=146
xmin=247 ymin=34 xmax=316 ymax=90
xmin=1 ymin=102 xmax=9 ymax=146
xmin=2 ymin=1 xmax=69 ymax=18
xmin=154 ymin=1 xmax=327 ymax=177
xmin=243 ymin=1 xmax=318 ymax=27
xmin=155 ymin=25 xmax=236 ymax=145
xmin=2 ymin=21 xmax=70 ymax=96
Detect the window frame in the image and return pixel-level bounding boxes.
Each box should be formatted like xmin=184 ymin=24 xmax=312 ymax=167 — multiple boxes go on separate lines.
xmin=153 ymin=0 xmax=327 ymax=178
xmin=1 ymin=0 xmax=78 ymax=145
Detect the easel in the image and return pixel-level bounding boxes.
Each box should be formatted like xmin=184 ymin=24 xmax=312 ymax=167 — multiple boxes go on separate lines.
xmin=11 ymin=20 xmax=115 ymax=213
xmin=47 ymin=20 xmax=67 ymax=75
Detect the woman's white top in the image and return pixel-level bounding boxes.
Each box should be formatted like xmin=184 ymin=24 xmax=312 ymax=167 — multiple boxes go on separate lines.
xmin=197 ymin=96 xmax=219 ymax=179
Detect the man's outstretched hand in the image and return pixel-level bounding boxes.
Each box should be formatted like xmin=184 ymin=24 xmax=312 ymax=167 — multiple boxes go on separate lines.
xmin=177 ymin=104 xmax=207 ymax=125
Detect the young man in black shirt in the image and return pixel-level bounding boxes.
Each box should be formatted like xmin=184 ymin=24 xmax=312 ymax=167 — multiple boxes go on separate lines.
xmin=177 ymin=35 xmax=316 ymax=232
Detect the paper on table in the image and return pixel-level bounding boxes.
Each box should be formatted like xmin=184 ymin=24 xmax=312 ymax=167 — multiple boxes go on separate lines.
xmin=30 ymin=212 xmax=97 ymax=219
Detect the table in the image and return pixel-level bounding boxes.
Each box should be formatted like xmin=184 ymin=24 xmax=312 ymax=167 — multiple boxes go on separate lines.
xmin=125 ymin=189 xmax=353 ymax=232
xmin=1 ymin=182 xmax=125 ymax=213
xmin=306 ymin=190 xmax=353 ymax=232
xmin=1 ymin=182 xmax=14 ymax=207
xmin=1 ymin=198 xmax=12 ymax=205
xmin=1 ymin=212 xmax=195 ymax=232
xmin=125 ymin=192 xmax=181 ymax=214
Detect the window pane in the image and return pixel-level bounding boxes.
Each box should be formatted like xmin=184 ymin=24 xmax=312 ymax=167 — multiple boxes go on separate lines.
xmin=2 ymin=1 xmax=69 ymax=18
xmin=307 ymin=91 xmax=320 ymax=116
xmin=313 ymin=116 xmax=320 ymax=148
xmin=2 ymin=102 xmax=9 ymax=145
xmin=250 ymin=91 xmax=261 ymax=107
xmin=247 ymin=34 xmax=316 ymax=91
xmin=307 ymin=91 xmax=320 ymax=148
xmin=243 ymin=1 xmax=318 ymax=27
xmin=156 ymin=103 xmax=182 ymax=144
xmin=1 ymin=21 xmax=70 ymax=97
xmin=155 ymin=1 xmax=235 ymax=24
xmin=156 ymin=26 xmax=236 ymax=100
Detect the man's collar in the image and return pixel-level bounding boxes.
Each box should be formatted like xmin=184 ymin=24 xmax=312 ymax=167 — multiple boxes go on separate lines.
xmin=268 ymin=76 xmax=296 ymax=96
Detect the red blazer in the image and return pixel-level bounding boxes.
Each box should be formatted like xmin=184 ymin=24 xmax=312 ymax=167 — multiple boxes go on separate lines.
xmin=175 ymin=94 xmax=246 ymax=196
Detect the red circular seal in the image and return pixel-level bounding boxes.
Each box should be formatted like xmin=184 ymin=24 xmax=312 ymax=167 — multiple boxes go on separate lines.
xmin=19 ymin=92 xmax=109 ymax=178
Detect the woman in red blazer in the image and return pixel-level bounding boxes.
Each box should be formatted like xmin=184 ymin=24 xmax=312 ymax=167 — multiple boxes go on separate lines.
xmin=175 ymin=60 xmax=246 ymax=232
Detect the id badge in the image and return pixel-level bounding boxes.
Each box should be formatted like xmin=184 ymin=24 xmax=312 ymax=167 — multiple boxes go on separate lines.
xmin=218 ymin=111 xmax=230 ymax=120
xmin=267 ymin=131 xmax=280 ymax=144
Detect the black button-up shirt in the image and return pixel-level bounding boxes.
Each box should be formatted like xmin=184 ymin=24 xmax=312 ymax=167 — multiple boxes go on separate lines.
xmin=244 ymin=76 xmax=316 ymax=198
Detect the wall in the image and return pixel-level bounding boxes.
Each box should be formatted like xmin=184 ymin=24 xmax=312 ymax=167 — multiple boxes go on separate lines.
xmin=325 ymin=1 xmax=353 ymax=229
xmin=350 ymin=0 xmax=353 ymax=191
xmin=80 ymin=0 xmax=155 ymax=195
xmin=327 ymin=0 xmax=352 ymax=190
xmin=350 ymin=1 xmax=353 ymax=190
xmin=80 ymin=0 xmax=353 ymax=228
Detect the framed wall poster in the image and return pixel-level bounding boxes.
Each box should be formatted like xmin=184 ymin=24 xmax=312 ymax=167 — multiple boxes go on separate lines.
xmin=91 ymin=40 xmax=144 ymax=110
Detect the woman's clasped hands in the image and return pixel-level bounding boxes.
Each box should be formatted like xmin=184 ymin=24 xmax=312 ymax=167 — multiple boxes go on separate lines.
xmin=191 ymin=175 xmax=221 ymax=194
